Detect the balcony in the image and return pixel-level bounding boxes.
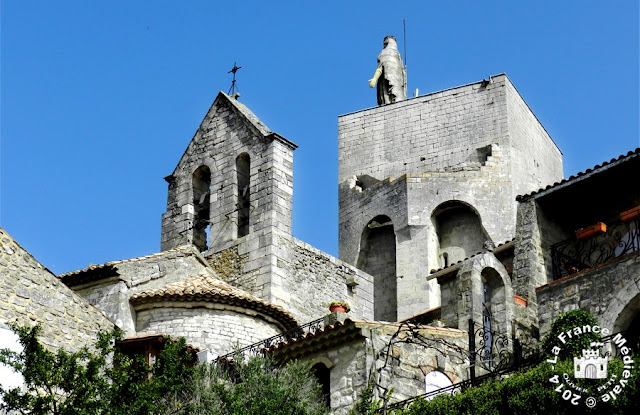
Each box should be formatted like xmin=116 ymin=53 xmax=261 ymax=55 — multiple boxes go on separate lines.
xmin=551 ymin=216 xmax=639 ymax=280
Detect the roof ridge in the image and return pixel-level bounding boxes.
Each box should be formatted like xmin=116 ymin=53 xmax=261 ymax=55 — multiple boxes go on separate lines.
xmin=130 ymin=274 xmax=298 ymax=329
xmin=517 ymin=148 xmax=640 ymax=201
xmin=58 ymin=245 xmax=198 ymax=278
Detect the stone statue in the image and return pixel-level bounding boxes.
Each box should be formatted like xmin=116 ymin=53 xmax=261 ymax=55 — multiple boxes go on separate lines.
xmin=369 ymin=36 xmax=407 ymax=105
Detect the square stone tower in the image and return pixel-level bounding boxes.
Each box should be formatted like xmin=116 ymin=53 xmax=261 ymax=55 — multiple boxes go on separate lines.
xmin=338 ymin=74 xmax=563 ymax=321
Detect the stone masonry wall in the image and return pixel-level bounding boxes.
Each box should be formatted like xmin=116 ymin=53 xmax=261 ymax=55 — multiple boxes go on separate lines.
xmin=284 ymin=237 xmax=374 ymax=323
xmin=74 ymin=247 xmax=212 ymax=336
xmin=536 ymin=252 xmax=640 ymax=338
xmin=368 ymin=324 xmax=469 ymax=405
xmin=0 ymin=228 xmax=114 ymax=351
xmin=505 ymin=79 xmax=563 ymax=198
xmin=510 ymin=199 xmax=576 ymax=350
xmin=314 ymin=338 xmax=368 ymax=415
xmin=510 ymin=199 xmax=549 ymax=351
xmin=204 ymin=236 xmax=375 ymax=325
xmin=295 ymin=322 xmax=468 ymax=414
xmin=339 ymin=152 xmax=515 ymax=319
xmin=338 ymin=75 xmax=509 ymax=183
xmin=206 ymin=243 xmax=250 ymax=290
xmin=135 ymin=306 xmax=281 ymax=355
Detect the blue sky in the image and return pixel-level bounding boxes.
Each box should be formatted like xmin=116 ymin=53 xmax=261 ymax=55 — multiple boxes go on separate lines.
xmin=1 ymin=1 xmax=638 ymax=274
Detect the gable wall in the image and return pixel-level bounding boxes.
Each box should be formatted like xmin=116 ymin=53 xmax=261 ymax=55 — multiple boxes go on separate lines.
xmin=161 ymin=95 xmax=295 ymax=253
xmin=0 ymin=228 xmax=114 ymax=352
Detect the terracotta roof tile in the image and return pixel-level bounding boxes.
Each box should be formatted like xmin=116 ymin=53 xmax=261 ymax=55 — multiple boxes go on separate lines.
xmin=130 ymin=274 xmax=298 ymax=330
xmin=428 ymin=238 xmax=515 ymax=276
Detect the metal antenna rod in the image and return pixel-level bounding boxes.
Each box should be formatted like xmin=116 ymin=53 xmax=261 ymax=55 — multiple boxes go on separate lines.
xmin=403 ymin=19 xmax=408 ymax=97
xmin=403 ymin=19 xmax=407 ymax=67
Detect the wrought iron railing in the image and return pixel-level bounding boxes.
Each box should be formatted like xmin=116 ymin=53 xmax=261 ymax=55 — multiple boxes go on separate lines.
xmin=551 ymin=217 xmax=639 ymax=280
xmin=216 ymin=316 xmax=327 ymax=362
xmin=471 ymin=309 xmax=512 ymax=373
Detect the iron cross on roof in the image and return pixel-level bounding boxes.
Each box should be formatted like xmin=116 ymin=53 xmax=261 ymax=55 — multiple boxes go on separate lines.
xmin=228 ymin=62 xmax=242 ymax=96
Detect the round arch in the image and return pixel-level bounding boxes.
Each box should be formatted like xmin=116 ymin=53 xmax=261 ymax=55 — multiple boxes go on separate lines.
xmin=192 ymin=165 xmax=212 ymax=251
xmin=424 ymin=370 xmax=453 ymax=400
xmin=601 ymin=279 xmax=640 ymax=333
xmin=357 ymin=215 xmax=397 ymax=322
xmin=430 ymin=200 xmax=492 ymax=267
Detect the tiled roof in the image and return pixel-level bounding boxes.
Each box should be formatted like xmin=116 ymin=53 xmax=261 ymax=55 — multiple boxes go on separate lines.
xmin=516 ymin=148 xmax=640 ymax=201
xmin=117 ymin=333 xmax=201 ymax=354
xmin=266 ymin=318 xmax=359 ymax=354
xmin=130 ymin=274 xmax=298 ymax=330
xmin=398 ymin=306 xmax=441 ymax=324
xmin=427 ymin=239 xmax=515 ymax=278
xmin=266 ymin=318 xmax=466 ymax=361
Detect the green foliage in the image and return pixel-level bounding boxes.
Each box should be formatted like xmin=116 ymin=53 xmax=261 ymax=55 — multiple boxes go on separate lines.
xmin=1 ymin=324 xmax=328 ymax=414
xmin=402 ymin=359 xmax=640 ymax=415
xmin=175 ymin=354 xmax=328 ymax=415
xmin=328 ymin=301 xmax=351 ymax=312
xmin=0 ymin=323 xmax=193 ymax=415
xmin=541 ymin=310 xmax=601 ymax=360
xmin=350 ymin=380 xmax=396 ymax=415
xmin=351 ymin=381 xmax=378 ymax=415
xmin=401 ymin=310 xmax=640 ymax=415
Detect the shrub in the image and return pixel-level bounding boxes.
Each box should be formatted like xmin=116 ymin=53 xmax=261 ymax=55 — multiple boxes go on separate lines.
xmin=0 ymin=323 xmax=193 ymax=415
xmin=403 ymin=310 xmax=639 ymax=415
xmin=403 ymin=359 xmax=640 ymax=415
xmin=540 ymin=310 xmax=601 ymax=360
xmin=178 ymin=354 xmax=328 ymax=415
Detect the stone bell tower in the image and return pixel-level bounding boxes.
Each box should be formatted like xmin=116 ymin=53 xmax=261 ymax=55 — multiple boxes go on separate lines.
xmin=161 ymin=92 xmax=297 ymax=306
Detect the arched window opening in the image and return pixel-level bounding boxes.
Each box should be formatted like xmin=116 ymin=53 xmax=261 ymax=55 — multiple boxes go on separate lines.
xmin=480 ymin=268 xmax=506 ymax=368
xmin=433 ymin=201 xmax=491 ymax=265
xmin=357 ymin=215 xmax=397 ymax=322
xmin=192 ymin=166 xmax=211 ymax=252
xmin=613 ymin=293 xmax=640 ymax=351
xmin=236 ymin=153 xmax=250 ymax=238
xmin=424 ymin=370 xmax=453 ymax=400
xmin=313 ymin=363 xmax=331 ymax=407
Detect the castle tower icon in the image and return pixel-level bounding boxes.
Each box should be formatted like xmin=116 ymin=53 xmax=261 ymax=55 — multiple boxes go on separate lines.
xmin=574 ymin=342 xmax=608 ymax=379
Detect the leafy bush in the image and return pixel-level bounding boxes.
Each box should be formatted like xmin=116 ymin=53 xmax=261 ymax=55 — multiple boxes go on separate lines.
xmin=540 ymin=310 xmax=601 ymax=360
xmin=0 ymin=323 xmax=193 ymax=415
xmin=403 ymin=310 xmax=639 ymax=415
xmin=1 ymin=324 xmax=328 ymax=415
xmin=176 ymin=354 xmax=328 ymax=415
xmin=403 ymin=359 xmax=639 ymax=415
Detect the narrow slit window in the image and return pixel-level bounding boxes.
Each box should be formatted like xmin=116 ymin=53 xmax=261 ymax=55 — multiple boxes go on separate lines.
xmin=236 ymin=153 xmax=250 ymax=238
xmin=192 ymin=165 xmax=211 ymax=251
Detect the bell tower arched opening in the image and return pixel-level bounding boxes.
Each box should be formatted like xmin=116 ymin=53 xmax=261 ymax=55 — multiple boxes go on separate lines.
xmin=236 ymin=153 xmax=250 ymax=238
xmin=192 ymin=165 xmax=211 ymax=251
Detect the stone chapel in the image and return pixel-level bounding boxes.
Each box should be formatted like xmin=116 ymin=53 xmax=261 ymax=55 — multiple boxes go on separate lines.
xmin=1 ymin=59 xmax=638 ymax=413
